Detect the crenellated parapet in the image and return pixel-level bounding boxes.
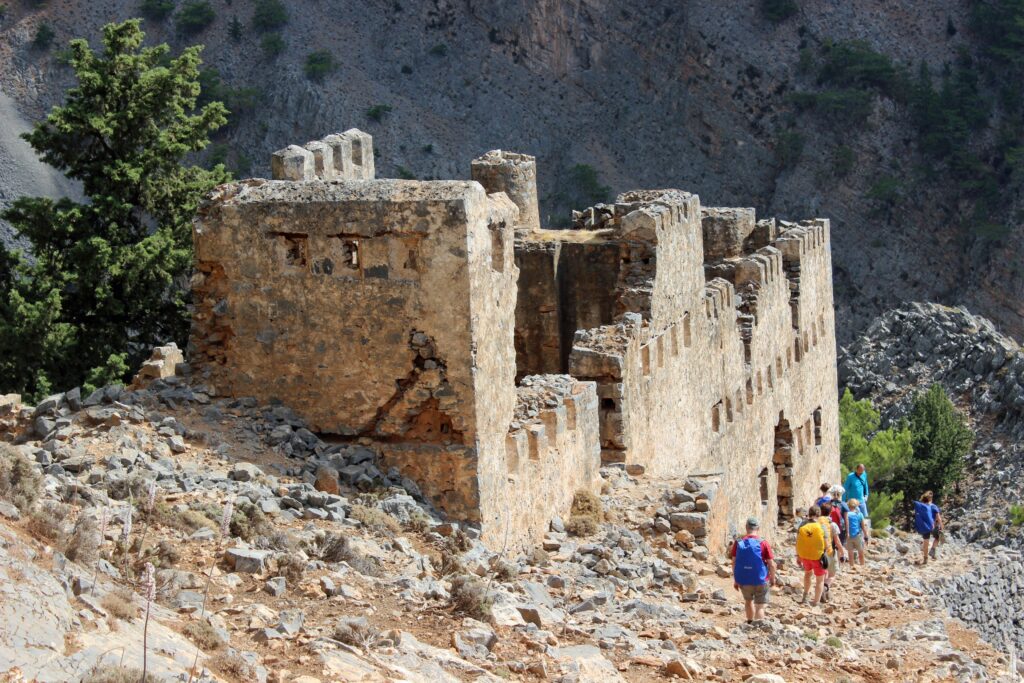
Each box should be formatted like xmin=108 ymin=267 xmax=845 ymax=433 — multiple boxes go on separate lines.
xmin=270 ymin=129 xmax=375 ymax=181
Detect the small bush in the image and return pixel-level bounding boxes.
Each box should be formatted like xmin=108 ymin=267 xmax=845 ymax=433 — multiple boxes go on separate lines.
xmin=333 ymin=616 xmax=379 ymax=648
xmin=206 ymin=653 xmax=255 ymax=680
xmin=491 ymin=556 xmax=517 ymax=581
xmin=228 ymin=16 xmax=242 ymax=41
xmin=0 ymin=445 xmax=43 ymax=512
xmin=429 ymin=43 xmax=448 ymax=56
xmin=83 ymin=665 xmax=165 ymax=683
xmin=304 ymin=50 xmax=338 ymax=82
xmin=349 ymin=504 xmax=401 ymax=533
xmin=565 ymin=515 xmax=599 ymax=537
xmin=566 ymin=489 xmax=602 ymax=537
xmin=139 ymin=0 xmax=175 ymax=21
xmin=260 ymin=32 xmax=284 ymax=58
xmin=101 ymin=588 xmax=139 ymax=621
xmin=803 ymin=629 xmax=819 ymax=641
xmin=450 ymin=574 xmax=492 ymax=621
xmin=1010 ymin=504 xmax=1024 ymax=527
xmin=438 ymin=547 xmax=465 ymax=576
xmin=66 ymin=514 xmax=100 ymax=564
xmin=252 ymin=0 xmax=288 ymax=31
xmin=365 ymin=104 xmax=393 ymax=123
xmin=274 ymin=553 xmax=306 ymax=583
xmin=833 ymin=145 xmax=855 ymax=177
xmin=182 ymin=620 xmax=225 ymax=650
xmin=175 ymin=1 xmax=215 ymax=35
xmin=774 ymin=130 xmax=805 ymax=169
xmin=33 ymin=22 xmax=56 ymax=49
xmin=266 ymin=530 xmax=297 ymax=551
xmin=229 ymin=501 xmax=272 ymax=541
xmin=0 ymin=5 xmax=8 ymax=21
xmin=152 ymin=539 xmax=181 ymax=567
xmin=396 ymin=165 xmax=416 ymax=180
xmin=825 ymin=635 xmax=843 ymax=648
xmin=26 ymin=501 xmax=68 ymax=542
xmin=320 ymin=532 xmax=382 ymax=576
xmin=760 ymin=0 xmax=798 ymax=23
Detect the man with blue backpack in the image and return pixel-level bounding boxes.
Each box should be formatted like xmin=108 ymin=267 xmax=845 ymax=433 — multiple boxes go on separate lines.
xmin=731 ymin=516 xmax=777 ymax=622
xmin=913 ymin=491 xmax=943 ymax=566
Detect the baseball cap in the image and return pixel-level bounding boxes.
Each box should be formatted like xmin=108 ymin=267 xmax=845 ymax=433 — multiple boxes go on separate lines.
xmin=746 ymin=516 xmax=760 ymax=528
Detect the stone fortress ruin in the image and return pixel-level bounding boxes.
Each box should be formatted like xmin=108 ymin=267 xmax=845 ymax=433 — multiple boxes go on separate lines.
xmin=190 ymin=129 xmax=839 ymax=550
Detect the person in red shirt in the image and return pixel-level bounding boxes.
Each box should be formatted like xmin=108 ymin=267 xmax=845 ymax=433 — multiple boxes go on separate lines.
xmin=730 ymin=517 xmax=777 ymax=622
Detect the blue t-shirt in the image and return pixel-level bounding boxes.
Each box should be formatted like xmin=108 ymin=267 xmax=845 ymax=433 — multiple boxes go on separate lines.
xmin=848 ymin=510 xmax=864 ymax=537
xmin=913 ymin=500 xmax=941 ymax=534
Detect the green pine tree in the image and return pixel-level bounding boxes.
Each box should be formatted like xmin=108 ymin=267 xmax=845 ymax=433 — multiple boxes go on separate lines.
xmin=0 ymin=20 xmax=229 ymax=400
xmin=901 ymin=384 xmax=974 ymax=503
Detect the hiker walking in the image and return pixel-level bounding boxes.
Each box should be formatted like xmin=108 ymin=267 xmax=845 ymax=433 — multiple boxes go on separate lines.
xmin=844 ymin=498 xmax=869 ymax=567
xmin=843 ymin=464 xmax=870 ymax=519
xmin=913 ymin=491 xmax=943 ymax=565
xmin=828 ymin=485 xmax=849 ymax=545
xmin=819 ymin=502 xmax=846 ymax=602
xmin=796 ymin=505 xmax=829 ymax=606
xmin=731 ymin=517 xmax=776 ymax=623
xmin=814 ymin=483 xmax=832 ymax=507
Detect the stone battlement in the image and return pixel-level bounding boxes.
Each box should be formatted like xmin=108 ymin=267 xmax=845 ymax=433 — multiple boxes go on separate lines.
xmin=190 ymin=129 xmax=839 ymax=549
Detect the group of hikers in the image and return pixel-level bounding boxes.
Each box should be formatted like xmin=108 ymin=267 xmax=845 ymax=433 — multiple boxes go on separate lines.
xmin=729 ymin=463 xmax=945 ymax=623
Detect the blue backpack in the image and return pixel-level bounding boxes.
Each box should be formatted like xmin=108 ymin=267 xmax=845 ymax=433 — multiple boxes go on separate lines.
xmin=914 ymin=501 xmax=938 ymax=534
xmin=734 ymin=537 xmax=768 ymax=586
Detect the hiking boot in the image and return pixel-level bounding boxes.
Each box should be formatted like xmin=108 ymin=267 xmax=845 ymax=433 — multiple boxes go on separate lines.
xmin=929 ymin=546 xmax=937 ymax=560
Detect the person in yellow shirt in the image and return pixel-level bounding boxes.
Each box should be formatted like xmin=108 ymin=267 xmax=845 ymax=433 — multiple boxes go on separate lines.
xmin=796 ymin=505 xmax=828 ymax=606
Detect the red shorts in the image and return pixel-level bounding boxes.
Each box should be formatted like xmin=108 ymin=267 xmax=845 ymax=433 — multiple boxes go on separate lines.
xmin=800 ymin=558 xmax=827 ymax=577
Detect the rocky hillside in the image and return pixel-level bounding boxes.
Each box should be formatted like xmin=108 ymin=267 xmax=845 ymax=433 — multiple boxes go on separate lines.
xmin=0 ymin=0 xmax=1021 ymax=342
xmin=839 ymin=302 xmax=1024 ymax=550
xmin=0 ymin=360 xmax=1020 ymax=682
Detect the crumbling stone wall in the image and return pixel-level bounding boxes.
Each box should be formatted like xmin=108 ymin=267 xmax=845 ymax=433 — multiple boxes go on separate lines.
xmin=191 ymin=135 xmax=602 ymax=549
xmin=522 ymin=190 xmax=839 ymax=549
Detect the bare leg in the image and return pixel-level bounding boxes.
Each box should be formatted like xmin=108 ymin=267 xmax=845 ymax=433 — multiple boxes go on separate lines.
xmin=745 ymin=599 xmax=754 ymax=621
xmin=921 ymin=537 xmax=929 ymax=565
xmin=802 ymin=570 xmax=810 ymax=602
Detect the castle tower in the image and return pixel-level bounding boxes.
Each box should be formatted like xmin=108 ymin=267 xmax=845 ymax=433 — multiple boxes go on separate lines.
xmin=471 ymin=150 xmax=541 ymax=232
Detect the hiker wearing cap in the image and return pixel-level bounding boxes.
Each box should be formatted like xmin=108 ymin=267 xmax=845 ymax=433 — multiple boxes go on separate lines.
xmin=814 ymin=483 xmax=832 ymax=508
xmin=845 ymin=498 xmax=869 ymax=566
xmin=843 ymin=464 xmax=870 ymax=519
xmin=828 ymin=485 xmax=850 ymax=545
xmin=795 ymin=505 xmax=829 ymax=606
xmin=731 ymin=517 xmax=776 ymax=622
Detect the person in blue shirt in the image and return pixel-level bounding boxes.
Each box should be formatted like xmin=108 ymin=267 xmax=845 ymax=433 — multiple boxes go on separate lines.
xmin=913 ymin=491 xmax=943 ymax=566
xmin=844 ymin=498 xmax=869 ymax=567
xmin=843 ymin=464 xmax=869 ymax=519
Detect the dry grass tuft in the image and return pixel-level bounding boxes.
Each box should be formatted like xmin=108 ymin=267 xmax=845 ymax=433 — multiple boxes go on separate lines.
xmin=349 ymin=504 xmax=401 ymax=533
xmin=319 ymin=533 xmax=381 ymax=576
xmin=82 ymin=665 xmax=165 ymax=683
xmin=101 ymin=587 xmax=139 ymax=621
xmin=450 ymin=574 xmax=493 ymax=621
xmin=65 ymin=513 xmax=100 ymax=564
xmin=566 ymin=489 xmax=603 ymax=537
xmin=207 ymin=652 xmax=256 ymax=681
xmin=333 ymin=616 xmax=380 ymax=648
xmin=0 ymin=444 xmax=42 ymax=513
xmin=183 ymin=619 xmax=225 ymax=651
xmin=26 ymin=501 xmax=69 ymax=543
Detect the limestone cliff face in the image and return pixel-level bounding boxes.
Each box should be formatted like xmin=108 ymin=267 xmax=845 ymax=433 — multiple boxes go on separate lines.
xmin=0 ymin=0 xmax=1020 ymax=341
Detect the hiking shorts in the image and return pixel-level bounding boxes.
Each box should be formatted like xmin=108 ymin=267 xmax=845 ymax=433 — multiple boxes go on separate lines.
xmin=740 ymin=584 xmax=770 ymax=604
xmin=846 ymin=534 xmax=865 ymax=554
xmin=920 ymin=530 xmax=935 ymax=540
xmin=826 ymin=554 xmax=838 ymax=578
xmin=800 ymin=558 xmax=827 ymax=577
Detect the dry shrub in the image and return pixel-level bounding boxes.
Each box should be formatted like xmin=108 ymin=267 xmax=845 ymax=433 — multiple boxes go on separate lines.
xmin=349 ymin=504 xmax=401 ymax=533
xmin=274 ymin=553 xmax=306 ymax=583
xmin=450 ymin=574 xmax=493 ymax=621
xmin=565 ymin=515 xmax=599 ymax=537
xmin=566 ymin=489 xmax=603 ymax=537
xmin=101 ymin=588 xmax=139 ymax=621
xmin=26 ymin=501 xmax=69 ymax=543
xmin=266 ymin=530 xmax=297 ymax=551
xmin=438 ymin=547 xmax=465 ymax=577
xmin=183 ymin=620 xmax=225 ymax=651
xmin=527 ymin=546 xmax=550 ymax=567
xmin=153 ymin=540 xmax=181 ymax=568
xmin=229 ymin=501 xmax=272 ymax=541
xmin=491 ymin=556 xmax=517 ymax=581
xmin=207 ymin=652 xmax=255 ymax=681
xmin=404 ymin=508 xmax=432 ymax=533
xmin=447 ymin=528 xmax=473 ymax=552
xmin=65 ymin=513 xmax=100 ymax=564
xmin=82 ymin=665 xmax=165 ymax=683
xmin=333 ymin=616 xmax=380 ymax=648
xmin=319 ymin=533 xmax=381 ymax=576
xmin=0 ymin=445 xmax=42 ymax=513
xmin=144 ymin=501 xmax=215 ymax=533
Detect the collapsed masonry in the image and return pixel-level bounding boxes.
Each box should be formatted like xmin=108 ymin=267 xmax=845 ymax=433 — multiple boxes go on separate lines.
xmin=190 ymin=131 xmax=839 ymax=550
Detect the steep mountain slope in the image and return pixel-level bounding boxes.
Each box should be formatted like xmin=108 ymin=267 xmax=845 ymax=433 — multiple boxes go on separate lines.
xmin=0 ymin=0 xmax=1020 ymax=341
